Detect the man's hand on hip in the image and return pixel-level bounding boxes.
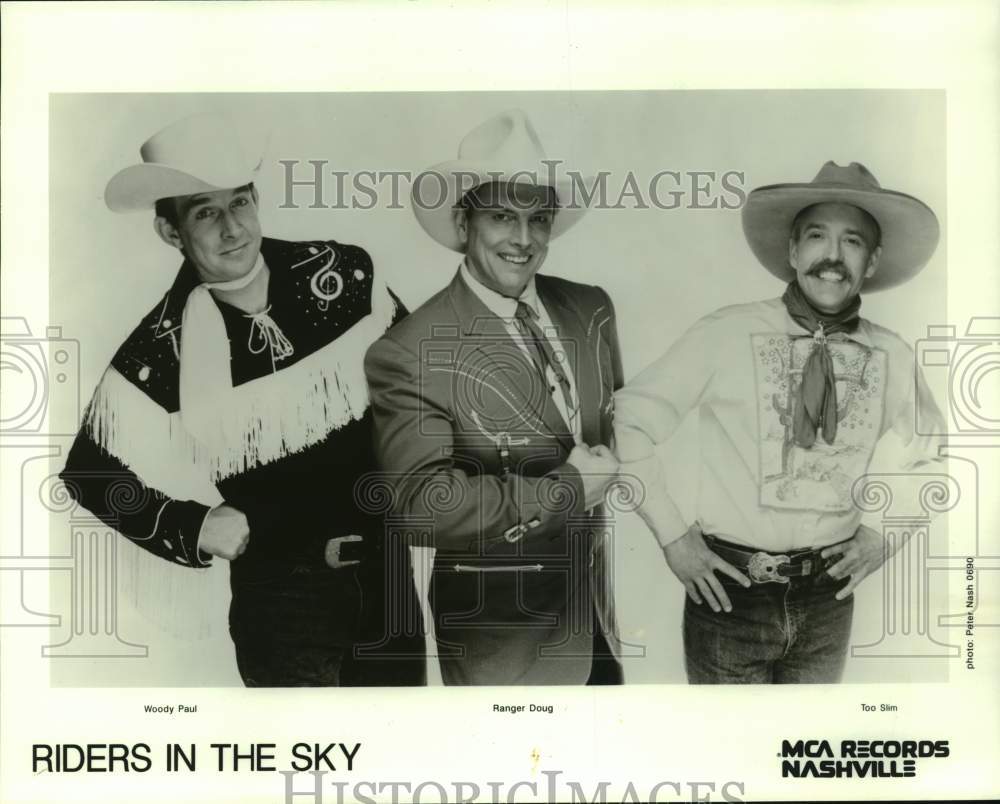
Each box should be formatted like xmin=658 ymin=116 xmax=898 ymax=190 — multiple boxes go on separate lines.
xmin=198 ymin=504 xmax=250 ymax=561
xmin=662 ymin=523 xmax=751 ymax=613
xmin=567 ymin=443 xmax=620 ymax=510
xmin=821 ymin=524 xmax=894 ymax=600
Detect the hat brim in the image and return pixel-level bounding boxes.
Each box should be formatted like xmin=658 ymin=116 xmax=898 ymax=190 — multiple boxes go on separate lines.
xmin=105 ymin=163 xmax=260 ymax=213
xmin=410 ymin=159 xmax=590 ymax=252
xmin=741 ymin=183 xmax=940 ymax=292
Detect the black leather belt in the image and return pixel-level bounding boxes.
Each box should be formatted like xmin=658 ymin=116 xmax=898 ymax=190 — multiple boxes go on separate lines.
xmin=704 ymin=534 xmax=845 ymax=584
xmin=276 ymin=534 xmax=369 ymax=571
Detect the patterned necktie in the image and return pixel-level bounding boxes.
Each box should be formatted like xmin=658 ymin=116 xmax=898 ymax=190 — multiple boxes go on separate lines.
xmin=514 ymin=300 xmax=575 ymax=422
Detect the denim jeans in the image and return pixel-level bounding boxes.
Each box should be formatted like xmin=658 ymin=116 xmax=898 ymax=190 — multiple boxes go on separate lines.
xmin=683 ymin=559 xmax=853 ymax=684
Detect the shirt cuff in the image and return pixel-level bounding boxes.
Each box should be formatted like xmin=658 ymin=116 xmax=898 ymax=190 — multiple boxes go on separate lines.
xmin=171 ymin=500 xmax=213 ymax=568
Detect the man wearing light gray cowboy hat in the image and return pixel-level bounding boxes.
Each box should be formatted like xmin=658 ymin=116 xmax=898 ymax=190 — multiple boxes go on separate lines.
xmin=365 ymin=109 xmax=624 ymax=685
xmin=615 ymin=161 xmax=947 ymax=683
xmin=59 ymin=111 xmax=425 ymax=686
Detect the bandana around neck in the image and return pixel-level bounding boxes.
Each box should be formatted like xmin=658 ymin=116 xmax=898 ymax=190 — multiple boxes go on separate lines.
xmin=780 ymin=280 xmax=862 ymax=448
xmin=179 ymin=253 xmax=272 ymax=447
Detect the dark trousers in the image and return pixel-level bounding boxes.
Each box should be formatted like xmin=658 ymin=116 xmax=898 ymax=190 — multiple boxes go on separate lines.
xmin=342 ymin=549 xmax=427 ymax=687
xmin=683 ymin=562 xmax=853 ymax=684
xmin=587 ymin=625 xmax=624 ymax=685
xmin=229 ymin=559 xmax=426 ymax=687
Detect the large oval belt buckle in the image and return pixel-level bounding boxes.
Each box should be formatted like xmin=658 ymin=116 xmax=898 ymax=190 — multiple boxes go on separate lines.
xmin=748 ymin=551 xmax=791 ymax=584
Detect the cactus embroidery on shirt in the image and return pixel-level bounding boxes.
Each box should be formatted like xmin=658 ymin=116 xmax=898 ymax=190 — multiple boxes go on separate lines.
xmin=751 ymin=333 xmax=886 ymax=511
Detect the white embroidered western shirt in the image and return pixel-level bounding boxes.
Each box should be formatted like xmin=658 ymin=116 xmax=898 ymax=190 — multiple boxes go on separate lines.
xmin=614 ymin=297 xmax=947 ymax=551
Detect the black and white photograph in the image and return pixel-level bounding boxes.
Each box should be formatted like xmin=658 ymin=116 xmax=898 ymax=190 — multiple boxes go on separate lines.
xmin=44 ymin=88 xmax=951 ymax=690
xmin=2 ymin=2 xmax=998 ymax=803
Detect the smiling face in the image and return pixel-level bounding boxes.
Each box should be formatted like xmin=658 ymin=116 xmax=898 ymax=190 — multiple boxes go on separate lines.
xmin=455 ymin=182 xmax=557 ymax=298
xmin=788 ymin=202 xmax=882 ymax=314
xmin=154 ymin=184 xmax=262 ymax=284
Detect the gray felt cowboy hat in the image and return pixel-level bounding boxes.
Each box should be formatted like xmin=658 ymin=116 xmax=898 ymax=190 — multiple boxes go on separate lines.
xmin=104 ymin=113 xmax=262 ymax=212
xmin=411 ymin=109 xmax=591 ymax=252
xmin=741 ymin=161 xmax=940 ymax=292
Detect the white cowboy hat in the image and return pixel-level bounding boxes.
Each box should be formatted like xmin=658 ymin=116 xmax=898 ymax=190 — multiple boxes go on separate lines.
xmin=411 ymin=109 xmax=590 ymax=251
xmin=105 ymin=113 xmax=262 ymax=213
xmin=741 ymin=161 xmax=940 ymax=292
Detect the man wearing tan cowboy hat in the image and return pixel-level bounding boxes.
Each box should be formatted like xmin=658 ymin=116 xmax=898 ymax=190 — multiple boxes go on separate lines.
xmin=614 ymin=161 xmax=947 ymax=683
xmin=364 ymin=109 xmax=624 ymax=685
xmin=59 ymin=112 xmax=425 ymax=686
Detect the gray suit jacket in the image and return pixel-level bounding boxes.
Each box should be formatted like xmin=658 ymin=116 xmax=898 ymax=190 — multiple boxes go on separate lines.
xmin=365 ymin=269 xmax=623 ymax=684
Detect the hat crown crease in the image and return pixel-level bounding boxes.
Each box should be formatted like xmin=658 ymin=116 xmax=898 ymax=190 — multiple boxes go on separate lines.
xmin=456 ymin=110 xmax=549 ymax=171
xmin=812 ymin=161 xmax=882 ymax=191
xmin=410 ymin=109 xmax=589 ymax=252
xmin=138 ymin=113 xmax=255 ymax=189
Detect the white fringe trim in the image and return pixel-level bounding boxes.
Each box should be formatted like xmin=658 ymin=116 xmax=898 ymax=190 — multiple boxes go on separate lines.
xmin=83 ymin=357 xmax=226 ymax=641
xmin=117 ymin=538 xmax=230 ymax=642
xmin=86 ymin=280 xmax=397 ymax=483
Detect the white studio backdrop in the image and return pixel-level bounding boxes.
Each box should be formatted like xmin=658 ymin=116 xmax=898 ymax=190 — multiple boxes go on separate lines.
xmin=47 ymin=90 xmax=947 ymax=686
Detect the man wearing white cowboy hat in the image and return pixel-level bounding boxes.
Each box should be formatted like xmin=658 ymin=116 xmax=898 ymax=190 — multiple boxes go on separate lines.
xmin=614 ymin=161 xmax=947 ymax=683
xmin=59 ymin=112 xmax=425 ymax=686
xmin=364 ymin=109 xmax=624 ymax=685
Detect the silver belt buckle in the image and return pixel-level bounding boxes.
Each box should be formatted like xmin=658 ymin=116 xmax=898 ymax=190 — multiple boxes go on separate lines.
xmin=748 ymin=551 xmax=791 ymax=584
xmin=324 ymin=535 xmax=362 ymax=569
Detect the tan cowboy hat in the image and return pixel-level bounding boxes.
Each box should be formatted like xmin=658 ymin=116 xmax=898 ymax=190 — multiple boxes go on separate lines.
xmin=105 ymin=113 xmax=262 ymax=212
xmin=411 ymin=109 xmax=590 ymax=251
xmin=741 ymin=161 xmax=940 ymax=292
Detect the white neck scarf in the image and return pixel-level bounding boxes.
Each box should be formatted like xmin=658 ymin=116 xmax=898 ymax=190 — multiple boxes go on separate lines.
xmin=179 ymin=254 xmax=268 ymax=447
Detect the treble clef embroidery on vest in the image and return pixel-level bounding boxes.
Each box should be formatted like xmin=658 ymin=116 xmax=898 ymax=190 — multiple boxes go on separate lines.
xmin=293 ymin=244 xmax=344 ymax=312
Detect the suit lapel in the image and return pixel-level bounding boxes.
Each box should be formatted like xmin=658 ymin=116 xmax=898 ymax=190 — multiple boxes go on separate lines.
xmin=446 ymin=269 xmax=576 ymax=450
xmin=536 ymin=275 xmax=602 ymax=447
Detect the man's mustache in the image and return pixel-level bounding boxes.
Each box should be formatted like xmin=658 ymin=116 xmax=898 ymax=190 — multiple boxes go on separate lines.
xmin=807 ymin=259 xmax=848 ymax=278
